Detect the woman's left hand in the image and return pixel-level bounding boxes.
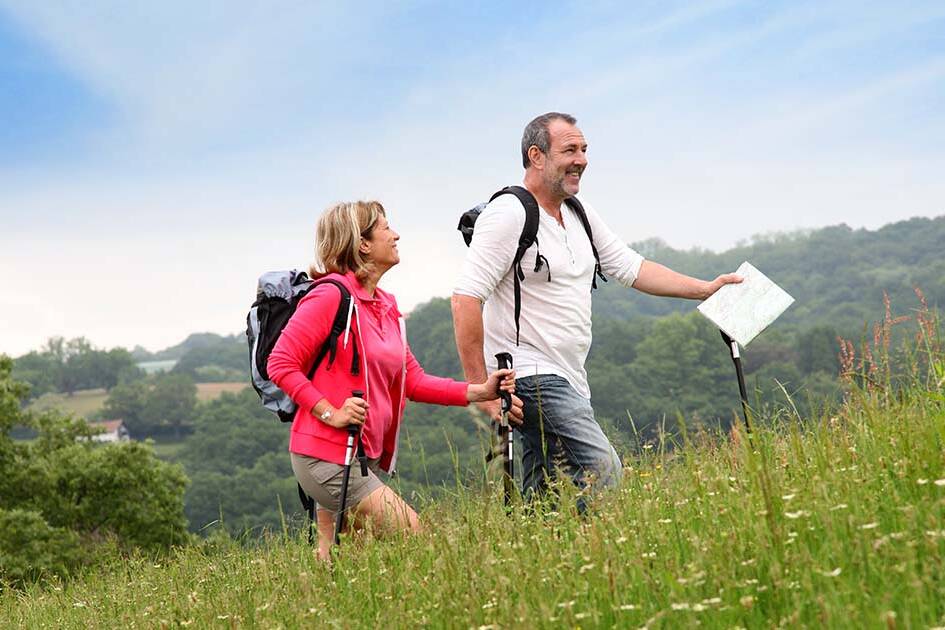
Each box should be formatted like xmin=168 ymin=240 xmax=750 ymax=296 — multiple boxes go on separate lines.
xmin=467 ymin=369 xmax=516 ymax=403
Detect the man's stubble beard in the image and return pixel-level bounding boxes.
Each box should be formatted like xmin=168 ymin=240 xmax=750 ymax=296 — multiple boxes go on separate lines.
xmin=545 ymin=168 xmax=573 ymax=200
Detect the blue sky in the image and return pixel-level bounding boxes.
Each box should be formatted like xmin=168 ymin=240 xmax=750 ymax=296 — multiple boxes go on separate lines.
xmin=2 ymin=1 xmax=944 ymax=357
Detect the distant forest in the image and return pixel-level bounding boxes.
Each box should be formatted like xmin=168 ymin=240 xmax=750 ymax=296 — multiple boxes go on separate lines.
xmin=8 ymin=215 xmax=944 ymax=534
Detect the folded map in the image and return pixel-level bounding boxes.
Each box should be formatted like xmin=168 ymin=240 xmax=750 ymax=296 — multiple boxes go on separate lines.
xmin=696 ymin=261 xmax=794 ymax=347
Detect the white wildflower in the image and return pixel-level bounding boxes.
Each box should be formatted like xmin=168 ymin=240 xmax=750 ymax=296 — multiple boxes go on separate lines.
xmin=917 ymin=478 xmax=929 ymax=485
xmin=935 ymin=479 xmax=945 ymax=487
xmin=781 ymin=493 xmax=795 ymax=501
xmin=860 ymin=522 xmax=879 ymax=530
xmin=819 ymin=567 xmax=842 ymax=577
xmin=671 ymin=602 xmax=690 ymax=611
xmin=830 ymin=503 xmax=848 ymax=511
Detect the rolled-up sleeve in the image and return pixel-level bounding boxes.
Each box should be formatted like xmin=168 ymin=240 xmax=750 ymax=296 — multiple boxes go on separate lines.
xmin=453 ymin=196 xmax=523 ymax=302
xmin=582 ymin=200 xmax=645 ymax=288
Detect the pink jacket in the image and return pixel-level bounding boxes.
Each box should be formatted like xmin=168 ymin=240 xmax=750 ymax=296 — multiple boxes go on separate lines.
xmin=267 ymin=271 xmax=469 ymax=473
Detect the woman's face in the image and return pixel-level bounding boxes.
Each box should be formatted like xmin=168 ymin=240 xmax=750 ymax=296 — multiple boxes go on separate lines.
xmin=361 ymin=214 xmax=400 ymax=270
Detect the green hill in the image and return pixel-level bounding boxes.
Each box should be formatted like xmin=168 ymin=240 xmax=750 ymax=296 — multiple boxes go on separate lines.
xmin=592 ymin=216 xmax=945 ymax=330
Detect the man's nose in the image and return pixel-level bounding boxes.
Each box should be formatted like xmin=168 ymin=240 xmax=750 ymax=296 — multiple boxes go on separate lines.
xmin=575 ymin=151 xmax=588 ymax=167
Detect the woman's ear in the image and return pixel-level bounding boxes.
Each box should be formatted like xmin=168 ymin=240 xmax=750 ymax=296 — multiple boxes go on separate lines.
xmin=359 ymin=238 xmax=371 ymax=255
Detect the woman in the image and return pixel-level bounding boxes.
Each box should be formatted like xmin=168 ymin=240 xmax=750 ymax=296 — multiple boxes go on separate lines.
xmin=268 ymin=200 xmax=518 ymax=560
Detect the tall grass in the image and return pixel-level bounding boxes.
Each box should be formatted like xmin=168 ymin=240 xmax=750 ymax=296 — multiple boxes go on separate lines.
xmin=3 ymin=299 xmax=944 ymax=628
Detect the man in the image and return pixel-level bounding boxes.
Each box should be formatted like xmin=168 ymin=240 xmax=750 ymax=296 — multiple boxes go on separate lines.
xmin=452 ymin=112 xmax=740 ymax=508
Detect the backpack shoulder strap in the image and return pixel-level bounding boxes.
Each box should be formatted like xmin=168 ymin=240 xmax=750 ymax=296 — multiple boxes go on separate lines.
xmin=564 ymin=196 xmax=608 ymax=290
xmin=488 ymin=186 xmax=545 ymax=345
xmin=306 ymin=279 xmax=357 ymax=379
xmin=489 ymin=186 xmax=540 ymax=255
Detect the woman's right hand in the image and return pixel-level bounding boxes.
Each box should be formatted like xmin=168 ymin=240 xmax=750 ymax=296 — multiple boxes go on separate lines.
xmin=324 ymin=396 xmax=368 ymax=429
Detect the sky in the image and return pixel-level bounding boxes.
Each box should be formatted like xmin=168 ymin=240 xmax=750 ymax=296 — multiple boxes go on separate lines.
xmin=2 ymin=1 xmax=944 ymax=358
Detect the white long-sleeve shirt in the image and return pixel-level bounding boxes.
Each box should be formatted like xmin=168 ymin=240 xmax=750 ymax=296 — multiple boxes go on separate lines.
xmin=454 ymin=191 xmax=645 ymax=399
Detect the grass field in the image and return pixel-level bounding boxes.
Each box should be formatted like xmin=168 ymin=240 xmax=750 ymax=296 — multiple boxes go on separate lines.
xmin=4 ymin=322 xmax=945 ymax=628
xmin=27 ymin=382 xmax=249 ymax=418
xmin=194 ymin=381 xmax=249 ymax=401
xmin=4 ymin=381 xmax=944 ymax=627
xmin=28 ymin=388 xmax=108 ymax=417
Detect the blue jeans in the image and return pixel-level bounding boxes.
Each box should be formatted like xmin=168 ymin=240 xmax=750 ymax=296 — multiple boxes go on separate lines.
xmin=515 ymin=374 xmax=622 ymax=511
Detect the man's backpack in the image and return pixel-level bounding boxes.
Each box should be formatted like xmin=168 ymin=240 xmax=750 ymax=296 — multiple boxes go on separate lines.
xmin=457 ymin=185 xmax=606 ymax=344
xmin=245 ymin=270 xmax=358 ymax=543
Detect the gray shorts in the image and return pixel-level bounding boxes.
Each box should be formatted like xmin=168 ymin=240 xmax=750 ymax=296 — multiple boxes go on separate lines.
xmin=291 ymin=451 xmax=384 ymax=513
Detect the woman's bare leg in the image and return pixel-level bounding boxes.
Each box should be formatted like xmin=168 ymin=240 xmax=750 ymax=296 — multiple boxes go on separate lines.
xmin=315 ymin=508 xmax=335 ymax=562
xmin=351 ymin=485 xmax=420 ymax=536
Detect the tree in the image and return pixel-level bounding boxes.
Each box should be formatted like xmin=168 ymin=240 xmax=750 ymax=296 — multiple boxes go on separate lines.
xmin=177 ymin=389 xmax=297 ymax=534
xmin=13 ymin=337 xmax=144 ymax=399
xmin=172 ymin=337 xmax=247 ymax=382
xmin=142 ymin=373 xmax=198 ymax=439
xmin=0 ymin=355 xmax=190 ymax=585
xmin=797 ymin=326 xmax=841 ymax=375
xmin=11 ymin=350 xmax=60 ymax=398
xmin=99 ymin=380 xmax=150 ymax=432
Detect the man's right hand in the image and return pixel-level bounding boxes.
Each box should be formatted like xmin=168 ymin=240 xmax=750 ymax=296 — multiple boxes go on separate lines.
xmin=476 ymin=396 xmax=524 ymax=426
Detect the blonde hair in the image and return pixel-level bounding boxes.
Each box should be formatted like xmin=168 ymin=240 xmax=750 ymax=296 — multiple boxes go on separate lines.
xmin=309 ymin=200 xmax=386 ymax=281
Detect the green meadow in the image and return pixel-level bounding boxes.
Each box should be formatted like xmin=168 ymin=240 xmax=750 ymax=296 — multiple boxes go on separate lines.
xmin=27 ymin=382 xmax=248 ymax=419
xmin=3 ymin=315 xmax=943 ymax=629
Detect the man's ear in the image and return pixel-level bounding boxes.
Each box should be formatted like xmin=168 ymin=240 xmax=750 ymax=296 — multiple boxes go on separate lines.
xmin=527 ymin=145 xmax=544 ymax=169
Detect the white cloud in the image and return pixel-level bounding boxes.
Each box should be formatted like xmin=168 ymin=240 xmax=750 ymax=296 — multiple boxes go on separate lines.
xmin=2 ymin=1 xmax=944 ymax=356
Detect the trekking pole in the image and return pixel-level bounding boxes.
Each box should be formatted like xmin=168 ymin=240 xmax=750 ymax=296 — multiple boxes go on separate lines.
xmin=720 ymin=331 xmax=751 ymax=433
xmin=333 ymin=389 xmax=365 ymax=546
xmin=495 ymin=352 xmax=514 ymax=507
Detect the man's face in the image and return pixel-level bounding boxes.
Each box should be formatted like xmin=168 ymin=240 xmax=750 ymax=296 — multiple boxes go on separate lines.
xmin=542 ymin=120 xmax=588 ymax=198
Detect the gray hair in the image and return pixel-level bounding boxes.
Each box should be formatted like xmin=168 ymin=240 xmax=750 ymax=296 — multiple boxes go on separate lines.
xmin=521 ymin=112 xmax=577 ymax=168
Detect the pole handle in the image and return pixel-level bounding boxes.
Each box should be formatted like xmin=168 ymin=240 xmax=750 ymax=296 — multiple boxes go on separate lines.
xmin=351 ymin=389 xmax=368 ymax=474
xmin=495 ymin=352 xmax=513 ymax=413
xmin=349 ymin=389 xmax=365 ymax=436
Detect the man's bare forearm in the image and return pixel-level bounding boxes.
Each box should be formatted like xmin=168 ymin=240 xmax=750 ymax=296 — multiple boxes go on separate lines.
xmin=451 ymin=294 xmax=489 ymax=383
xmin=631 ymin=260 xmax=713 ymax=299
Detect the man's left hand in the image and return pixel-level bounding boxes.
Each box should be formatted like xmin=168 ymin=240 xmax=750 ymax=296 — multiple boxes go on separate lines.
xmin=701 ymin=273 xmax=743 ymax=300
